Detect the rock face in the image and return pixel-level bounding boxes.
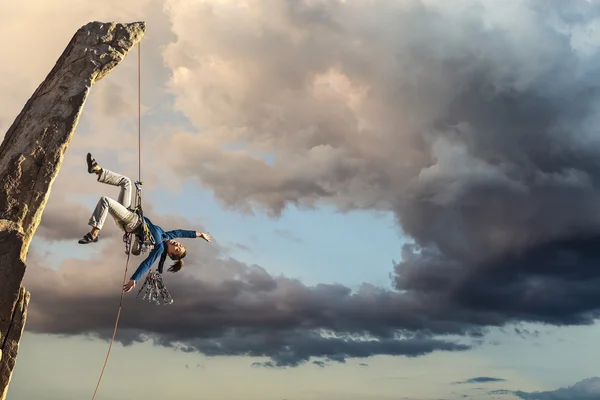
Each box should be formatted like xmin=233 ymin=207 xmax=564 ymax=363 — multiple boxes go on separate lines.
xmin=0 ymin=21 xmax=146 ymax=399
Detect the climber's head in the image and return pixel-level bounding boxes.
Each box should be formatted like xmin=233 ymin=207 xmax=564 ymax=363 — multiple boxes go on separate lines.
xmin=166 ymin=240 xmax=187 ymax=272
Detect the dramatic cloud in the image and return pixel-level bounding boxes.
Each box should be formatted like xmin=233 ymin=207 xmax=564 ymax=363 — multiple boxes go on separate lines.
xmin=159 ymin=0 xmax=600 ymax=330
xmin=491 ymin=377 xmax=600 ymax=400
xmin=11 ymin=0 xmax=600 ymax=370
xmin=23 ymin=223 xmax=471 ymax=367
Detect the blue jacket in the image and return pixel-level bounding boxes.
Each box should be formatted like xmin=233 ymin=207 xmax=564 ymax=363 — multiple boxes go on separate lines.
xmin=130 ymin=216 xmax=197 ymax=282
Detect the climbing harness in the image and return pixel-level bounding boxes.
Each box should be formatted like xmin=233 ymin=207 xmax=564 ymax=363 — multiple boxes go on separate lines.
xmin=122 ymin=180 xmax=156 ymax=257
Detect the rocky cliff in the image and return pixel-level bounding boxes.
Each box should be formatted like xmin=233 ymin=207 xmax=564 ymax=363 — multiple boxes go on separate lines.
xmin=0 ymin=21 xmax=146 ymax=400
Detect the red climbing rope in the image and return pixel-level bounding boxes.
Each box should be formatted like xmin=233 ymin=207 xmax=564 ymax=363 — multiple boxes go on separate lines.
xmin=90 ymin=41 xmax=142 ymax=400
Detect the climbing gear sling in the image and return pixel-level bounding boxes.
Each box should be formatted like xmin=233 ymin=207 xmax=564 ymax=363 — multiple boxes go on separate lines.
xmin=136 ymin=270 xmax=174 ymax=305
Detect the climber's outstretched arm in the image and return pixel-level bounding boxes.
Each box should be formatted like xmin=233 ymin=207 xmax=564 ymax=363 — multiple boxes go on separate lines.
xmin=164 ymin=229 xmax=213 ymax=242
xmin=196 ymin=232 xmax=213 ymax=242
xmin=122 ymin=244 xmax=163 ymax=293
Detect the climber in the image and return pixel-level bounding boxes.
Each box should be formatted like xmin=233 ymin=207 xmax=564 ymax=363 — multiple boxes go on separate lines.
xmin=78 ymin=152 xmax=213 ymax=293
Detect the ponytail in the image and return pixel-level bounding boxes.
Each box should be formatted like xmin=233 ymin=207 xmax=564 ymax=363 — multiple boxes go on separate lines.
xmin=167 ymin=247 xmax=186 ymax=273
xmin=168 ymin=259 xmax=184 ymax=273
xmin=157 ymin=240 xmax=187 ymax=274
xmin=157 ymin=250 xmax=168 ymax=274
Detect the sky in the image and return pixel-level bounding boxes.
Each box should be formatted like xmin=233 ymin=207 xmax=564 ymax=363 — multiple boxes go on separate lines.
xmin=2 ymin=0 xmax=600 ymax=399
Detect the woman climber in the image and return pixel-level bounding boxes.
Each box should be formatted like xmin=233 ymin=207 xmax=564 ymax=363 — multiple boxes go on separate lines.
xmin=78 ymin=153 xmax=213 ymax=293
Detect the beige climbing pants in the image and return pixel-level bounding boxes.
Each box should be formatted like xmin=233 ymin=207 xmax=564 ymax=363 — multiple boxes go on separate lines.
xmin=88 ymin=168 xmax=140 ymax=233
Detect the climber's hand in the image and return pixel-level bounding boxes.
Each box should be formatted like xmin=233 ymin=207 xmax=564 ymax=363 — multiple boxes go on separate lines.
xmin=123 ymin=279 xmax=136 ymax=293
xmin=199 ymin=232 xmax=213 ymax=242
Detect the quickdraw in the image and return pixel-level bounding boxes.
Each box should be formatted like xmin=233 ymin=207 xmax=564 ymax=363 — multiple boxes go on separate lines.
xmin=136 ymin=270 xmax=174 ymax=305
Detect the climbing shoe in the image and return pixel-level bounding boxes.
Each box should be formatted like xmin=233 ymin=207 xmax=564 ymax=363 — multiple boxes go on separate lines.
xmin=78 ymin=232 xmax=99 ymax=244
xmin=86 ymin=153 xmax=100 ymax=174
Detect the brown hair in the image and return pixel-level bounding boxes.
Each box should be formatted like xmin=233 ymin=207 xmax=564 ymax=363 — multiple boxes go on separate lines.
xmin=167 ymin=248 xmax=187 ymax=273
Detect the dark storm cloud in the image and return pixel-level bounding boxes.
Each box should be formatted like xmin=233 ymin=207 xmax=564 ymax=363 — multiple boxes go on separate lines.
xmin=163 ymin=0 xmax=600 ymax=328
xmin=22 ymin=0 xmax=600 ymax=368
xmin=23 ymin=230 xmax=471 ymax=367
xmin=176 ymin=330 xmax=469 ymax=367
